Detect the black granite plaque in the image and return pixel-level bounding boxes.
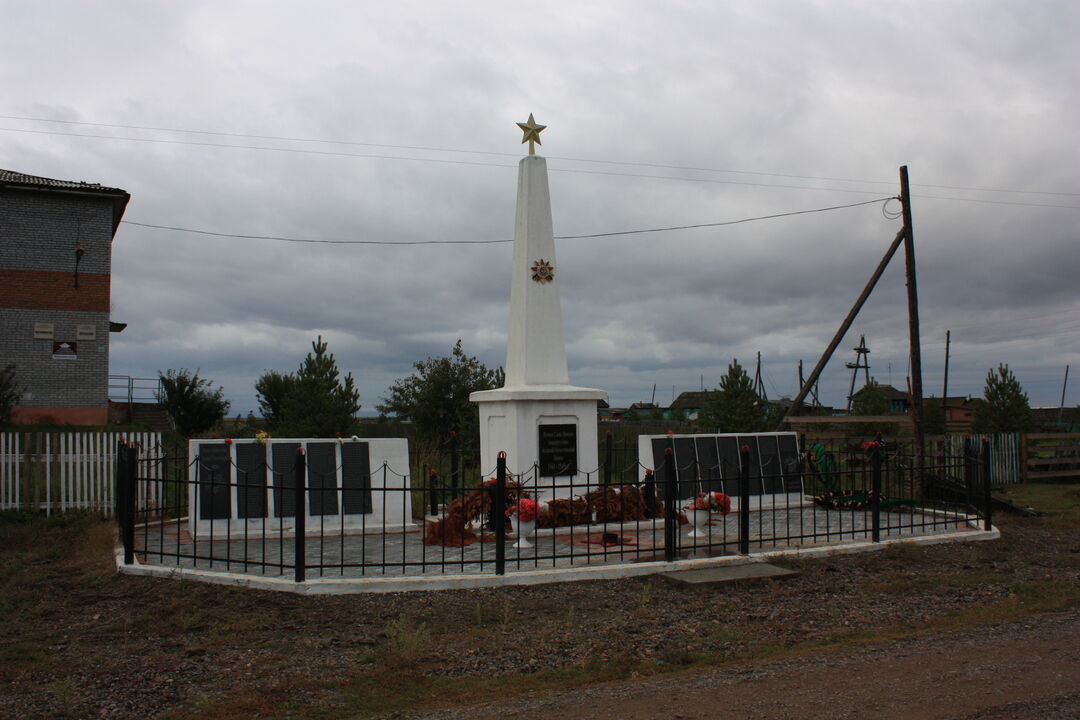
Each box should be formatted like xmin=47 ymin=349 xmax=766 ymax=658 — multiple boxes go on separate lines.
xmin=673 ymin=437 xmax=698 ymax=497
xmin=777 ymin=434 xmax=803 ymax=493
xmin=538 ymin=424 xmax=577 ymax=476
xmin=272 ymin=443 xmax=300 ymax=518
xmin=307 ymin=442 xmax=339 ymax=516
xmin=197 ymin=442 xmax=232 ymax=520
xmin=651 ymin=437 xmax=674 ymax=500
xmin=736 ymin=436 xmax=765 ymax=495
xmin=757 ymin=435 xmax=785 ymax=494
xmin=716 ymin=436 xmax=741 ymax=495
xmin=235 ymin=443 xmax=267 ymax=519
xmin=695 ymin=437 xmax=723 ymax=493
xmin=341 ymin=442 xmax=372 ymax=515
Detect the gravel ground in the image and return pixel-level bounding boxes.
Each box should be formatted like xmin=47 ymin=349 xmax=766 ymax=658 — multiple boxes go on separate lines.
xmin=406 ymin=609 xmax=1080 ymax=720
xmin=2 ymin=485 xmax=1078 ymax=719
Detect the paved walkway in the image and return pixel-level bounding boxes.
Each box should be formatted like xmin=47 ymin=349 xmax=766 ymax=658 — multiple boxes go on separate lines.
xmin=132 ymin=503 xmax=975 ymax=580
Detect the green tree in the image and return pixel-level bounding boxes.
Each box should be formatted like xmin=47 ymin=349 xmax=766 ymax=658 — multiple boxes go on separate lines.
xmin=972 ymin=364 xmax=1033 ymax=433
xmin=0 ymin=364 xmax=20 ymax=424
xmin=157 ymin=369 xmax=230 ymax=437
xmin=699 ymin=359 xmax=769 ymax=433
xmin=275 ymin=336 xmax=361 ymax=437
xmin=378 ymin=340 xmax=503 ymax=446
xmin=847 ymin=380 xmax=899 ymax=437
xmin=254 ymin=369 xmax=297 ymax=430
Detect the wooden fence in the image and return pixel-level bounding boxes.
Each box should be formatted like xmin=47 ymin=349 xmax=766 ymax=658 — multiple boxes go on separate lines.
xmin=1023 ymin=433 xmax=1080 ymax=482
xmin=0 ymin=431 xmax=164 ymax=516
xmin=941 ymin=433 xmax=1023 ymax=486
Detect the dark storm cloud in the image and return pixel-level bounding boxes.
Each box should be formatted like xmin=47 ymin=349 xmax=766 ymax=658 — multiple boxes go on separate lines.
xmin=2 ymin=0 xmax=1077 ymax=413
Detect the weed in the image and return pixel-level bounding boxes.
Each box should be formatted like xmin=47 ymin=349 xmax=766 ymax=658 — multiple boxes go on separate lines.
xmin=378 ymin=616 xmax=431 ymax=668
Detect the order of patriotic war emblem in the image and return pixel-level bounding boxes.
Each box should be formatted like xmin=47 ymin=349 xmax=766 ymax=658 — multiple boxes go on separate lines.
xmin=531 ymin=259 xmax=554 ymax=283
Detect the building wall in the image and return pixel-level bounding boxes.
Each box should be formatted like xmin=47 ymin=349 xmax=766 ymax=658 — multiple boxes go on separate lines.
xmin=0 ymin=188 xmax=117 ymax=424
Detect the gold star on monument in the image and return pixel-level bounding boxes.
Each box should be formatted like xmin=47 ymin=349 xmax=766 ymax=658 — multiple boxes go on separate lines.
xmin=516 ymin=113 xmax=546 ymax=155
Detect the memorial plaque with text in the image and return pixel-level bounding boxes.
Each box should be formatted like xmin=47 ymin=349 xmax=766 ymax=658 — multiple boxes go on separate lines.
xmin=538 ymin=424 xmax=577 ymax=476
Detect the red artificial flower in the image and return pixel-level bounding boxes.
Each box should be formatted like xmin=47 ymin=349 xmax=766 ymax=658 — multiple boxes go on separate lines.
xmin=515 ymin=498 xmax=539 ymax=522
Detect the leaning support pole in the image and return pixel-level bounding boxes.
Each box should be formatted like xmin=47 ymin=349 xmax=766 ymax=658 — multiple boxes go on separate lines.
xmin=900 ymin=166 xmax=926 ymax=477
xmin=779 ymin=227 xmax=906 ymax=427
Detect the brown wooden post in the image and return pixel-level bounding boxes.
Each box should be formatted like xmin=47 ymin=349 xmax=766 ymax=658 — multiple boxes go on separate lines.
xmin=899 ymin=165 xmax=926 ymax=481
xmin=780 ymin=228 xmax=907 ymax=427
xmin=1020 ymin=433 xmax=1030 ymax=483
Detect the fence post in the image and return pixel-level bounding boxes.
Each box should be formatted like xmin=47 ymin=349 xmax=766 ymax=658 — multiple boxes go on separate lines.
xmin=739 ymin=445 xmax=751 ymax=555
xmin=663 ymin=447 xmax=676 ymax=562
xmin=450 ymin=431 xmax=460 ymax=502
xmin=428 ymin=469 xmax=439 ymax=517
xmin=871 ymin=447 xmax=882 ymax=543
xmin=115 ymin=441 xmax=130 ymax=562
xmin=294 ymin=447 xmax=306 ymax=583
xmin=495 ymin=452 xmax=506 ymax=576
xmin=1020 ymin=433 xmax=1029 ymax=483
xmin=982 ymin=438 xmax=993 ymax=531
xmin=602 ymin=431 xmax=613 ymax=487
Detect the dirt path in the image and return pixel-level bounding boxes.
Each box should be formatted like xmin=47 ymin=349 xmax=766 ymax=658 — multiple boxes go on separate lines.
xmin=412 ymin=609 xmax=1080 ymax=720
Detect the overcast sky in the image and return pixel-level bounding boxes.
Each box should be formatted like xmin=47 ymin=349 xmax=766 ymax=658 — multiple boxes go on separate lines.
xmin=2 ymin=0 xmax=1077 ymax=416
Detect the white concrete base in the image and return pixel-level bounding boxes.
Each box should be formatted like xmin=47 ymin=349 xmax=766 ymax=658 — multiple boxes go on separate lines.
xmin=115 ymin=523 xmax=999 ymax=595
xmin=472 ymin=387 xmax=604 ymax=498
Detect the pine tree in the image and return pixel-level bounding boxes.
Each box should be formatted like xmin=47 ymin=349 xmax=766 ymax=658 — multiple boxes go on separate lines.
xmin=699 ymin=359 xmax=769 ymax=432
xmin=276 ymin=337 xmax=361 ymax=437
xmin=973 ymin=364 xmax=1033 ymax=433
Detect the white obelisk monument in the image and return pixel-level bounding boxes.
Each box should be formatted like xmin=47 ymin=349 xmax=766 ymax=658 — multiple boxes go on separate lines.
xmin=470 ymin=115 xmax=606 ymax=491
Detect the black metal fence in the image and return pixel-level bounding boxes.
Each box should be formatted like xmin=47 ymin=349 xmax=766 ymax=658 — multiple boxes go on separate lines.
xmin=114 ymin=436 xmax=993 ymax=583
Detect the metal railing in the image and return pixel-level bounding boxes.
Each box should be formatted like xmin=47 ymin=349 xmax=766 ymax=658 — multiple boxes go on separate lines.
xmin=115 ymin=438 xmax=993 ymax=582
xmin=107 ymin=375 xmax=162 ymax=405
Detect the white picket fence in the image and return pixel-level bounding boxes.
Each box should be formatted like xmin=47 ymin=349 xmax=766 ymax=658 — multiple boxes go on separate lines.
xmin=941 ymin=432 xmax=1023 ymax=485
xmin=0 ymin=431 xmax=164 ymax=516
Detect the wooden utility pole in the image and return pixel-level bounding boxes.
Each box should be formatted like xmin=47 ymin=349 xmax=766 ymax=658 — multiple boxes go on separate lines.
xmin=942 ymin=330 xmax=951 ymax=401
xmin=899 ymin=165 xmax=926 ymax=472
xmin=780 ymin=228 xmax=905 ymax=425
xmin=1060 ymin=365 xmax=1071 ymax=422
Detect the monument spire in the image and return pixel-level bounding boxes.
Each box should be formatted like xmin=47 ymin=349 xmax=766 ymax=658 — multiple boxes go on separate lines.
xmin=470 ymin=115 xmax=605 ymax=483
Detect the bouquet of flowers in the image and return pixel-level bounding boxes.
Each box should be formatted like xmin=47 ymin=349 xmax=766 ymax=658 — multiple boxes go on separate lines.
xmin=512 ymin=498 xmax=539 ymax=523
xmin=685 ymin=491 xmax=731 ymax=515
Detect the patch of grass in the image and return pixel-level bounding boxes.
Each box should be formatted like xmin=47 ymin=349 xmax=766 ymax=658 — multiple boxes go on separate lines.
xmin=377 ymin=615 xmax=431 ymax=668
xmin=1002 ymin=483 xmax=1080 ymax=515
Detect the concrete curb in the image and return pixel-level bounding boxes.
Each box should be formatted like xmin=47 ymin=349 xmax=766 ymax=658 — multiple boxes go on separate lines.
xmin=115 ymin=524 xmax=1000 ymax=595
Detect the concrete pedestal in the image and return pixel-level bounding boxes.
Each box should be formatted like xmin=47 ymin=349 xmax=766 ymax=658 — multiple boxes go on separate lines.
xmin=470 ymin=152 xmax=606 ymax=496
xmin=472 ymin=385 xmax=605 ymax=495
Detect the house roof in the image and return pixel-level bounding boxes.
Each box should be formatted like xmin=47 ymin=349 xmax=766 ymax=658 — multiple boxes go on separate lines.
xmin=853 ymin=383 xmax=910 ymax=401
xmin=670 ymin=391 xmax=707 ymax=411
xmin=0 ymin=168 xmax=130 ymax=234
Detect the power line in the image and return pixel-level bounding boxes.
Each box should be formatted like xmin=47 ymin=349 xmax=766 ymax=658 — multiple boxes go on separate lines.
xmin=121 ymin=197 xmax=895 ymax=245
xmin=554 ymin=198 xmax=894 ymax=239
xmin=3 ymin=119 xmax=1079 ymax=206
xmin=4 ymin=113 xmax=1078 ymax=198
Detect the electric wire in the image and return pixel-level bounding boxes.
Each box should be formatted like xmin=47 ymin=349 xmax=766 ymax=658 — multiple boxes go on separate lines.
xmin=121 ymin=197 xmax=895 ymax=245
xmin=3 ymin=113 xmax=1077 ymax=198
xmin=3 ymin=123 xmax=1079 ymax=208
